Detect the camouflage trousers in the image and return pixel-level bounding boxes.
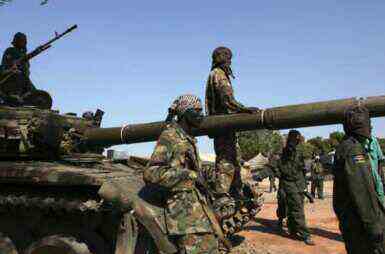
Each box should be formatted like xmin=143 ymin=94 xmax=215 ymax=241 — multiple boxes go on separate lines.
xmin=213 ymin=133 xmax=242 ymax=196
xmin=311 ymin=178 xmax=324 ymax=199
xmin=281 ymin=180 xmax=310 ymax=238
xmin=276 ymin=183 xmax=287 ymax=220
xmin=172 ymin=233 xmax=219 ymax=254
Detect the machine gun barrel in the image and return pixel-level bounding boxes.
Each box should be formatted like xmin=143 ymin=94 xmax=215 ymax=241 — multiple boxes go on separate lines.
xmin=84 ymin=95 xmax=385 ymax=147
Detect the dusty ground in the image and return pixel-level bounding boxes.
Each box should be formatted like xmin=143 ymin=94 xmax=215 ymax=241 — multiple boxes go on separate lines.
xmin=230 ymin=180 xmax=346 ymax=254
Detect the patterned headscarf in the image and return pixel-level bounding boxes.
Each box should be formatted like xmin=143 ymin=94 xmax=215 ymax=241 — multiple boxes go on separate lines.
xmin=165 ymin=94 xmax=202 ymax=122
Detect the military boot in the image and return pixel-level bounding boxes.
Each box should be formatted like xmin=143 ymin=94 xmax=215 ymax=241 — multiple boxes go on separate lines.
xmin=304 ymin=235 xmax=315 ymax=246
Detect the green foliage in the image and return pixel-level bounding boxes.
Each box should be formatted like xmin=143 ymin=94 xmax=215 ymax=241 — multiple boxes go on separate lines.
xmin=0 ymin=0 xmax=48 ymax=6
xmin=307 ymin=136 xmax=332 ymax=155
xmin=0 ymin=0 xmax=12 ymax=6
xmin=327 ymin=131 xmax=345 ymax=149
xmin=238 ymin=130 xmax=283 ymax=161
xmin=297 ymin=142 xmax=316 ymax=159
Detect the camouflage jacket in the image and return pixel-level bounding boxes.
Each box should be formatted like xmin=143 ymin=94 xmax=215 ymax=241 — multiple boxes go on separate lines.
xmin=333 ymin=136 xmax=385 ymax=237
xmin=205 ymin=67 xmax=249 ymax=115
xmin=0 ymin=47 xmax=30 ymax=77
xmin=143 ymin=122 xmax=213 ymax=235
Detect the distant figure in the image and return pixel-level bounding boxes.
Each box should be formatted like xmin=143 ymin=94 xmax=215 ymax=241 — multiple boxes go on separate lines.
xmin=310 ymin=156 xmax=324 ymax=199
xmin=277 ymin=130 xmax=314 ymax=245
xmin=333 ymin=105 xmax=385 ymax=254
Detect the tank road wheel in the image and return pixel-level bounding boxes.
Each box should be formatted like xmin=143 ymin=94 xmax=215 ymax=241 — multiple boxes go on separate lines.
xmin=0 ymin=233 xmax=18 ymax=254
xmin=24 ymin=235 xmax=93 ymax=254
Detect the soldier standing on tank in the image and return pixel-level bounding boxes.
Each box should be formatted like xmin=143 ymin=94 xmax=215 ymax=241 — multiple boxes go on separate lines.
xmin=277 ymin=130 xmax=315 ymax=245
xmin=333 ymin=105 xmax=385 ymax=254
xmin=310 ymin=155 xmax=324 ymax=199
xmin=205 ymin=46 xmax=259 ymax=204
xmin=143 ymin=94 xmax=220 ymax=253
xmin=0 ymin=32 xmax=37 ymax=106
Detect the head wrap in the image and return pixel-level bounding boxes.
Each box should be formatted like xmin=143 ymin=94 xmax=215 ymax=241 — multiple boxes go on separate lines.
xmin=12 ymin=32 xmax=27 ymax=47
xmin=165 ymin=94 xmax=202 ymax=122
xmin=282 ymin=130 xmax=302 ymax=160
xmin=343 ymin=104 xmax=371 ymax=139
xmin=211 ymin=46 xmax=234 ymax=79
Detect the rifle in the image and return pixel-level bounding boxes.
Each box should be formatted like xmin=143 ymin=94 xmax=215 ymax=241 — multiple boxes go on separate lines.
xmin=0 ymin=24 xmax=78 ymax=85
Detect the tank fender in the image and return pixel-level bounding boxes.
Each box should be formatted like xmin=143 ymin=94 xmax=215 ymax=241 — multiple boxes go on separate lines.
xmin=98 ymin=181 xmax=177 ymax=254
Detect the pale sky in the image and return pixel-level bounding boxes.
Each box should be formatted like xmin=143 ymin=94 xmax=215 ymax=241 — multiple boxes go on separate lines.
xmin=1 ymin=0 xmax=384 ymax=156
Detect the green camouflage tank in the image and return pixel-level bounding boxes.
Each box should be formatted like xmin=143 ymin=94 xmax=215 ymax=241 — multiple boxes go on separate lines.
xmin=0 ymin=105 xmax=179 ymax=254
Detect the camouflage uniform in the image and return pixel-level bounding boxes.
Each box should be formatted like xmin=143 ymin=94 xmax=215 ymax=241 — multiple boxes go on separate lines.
xmin=333 ymin=105 xmax=385 ymax=254
xmin=279 ymin=149 xmax=310 ymax=238
xmin=144 ymin=95 xmax=219 ymax=254
xmin=205 ymin=66 xmax=251 ymax=196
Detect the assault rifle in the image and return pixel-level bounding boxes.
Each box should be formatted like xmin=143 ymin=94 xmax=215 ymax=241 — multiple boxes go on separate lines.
xmin=0 ymin=24 xmax=78 ymax=85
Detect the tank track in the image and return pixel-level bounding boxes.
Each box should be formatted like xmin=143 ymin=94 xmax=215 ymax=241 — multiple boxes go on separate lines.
xmin=0 ymin=191 xmax=119 ymax=254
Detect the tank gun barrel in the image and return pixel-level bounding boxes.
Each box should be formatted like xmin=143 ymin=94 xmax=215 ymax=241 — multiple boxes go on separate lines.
xmin=84 ymin=95 xmax=385 ymax=147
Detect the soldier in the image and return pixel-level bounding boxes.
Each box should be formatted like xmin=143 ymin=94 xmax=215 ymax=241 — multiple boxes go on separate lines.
xmin=333 ymin=105 xmax=385 ymax=254
xmin=277 ymin=130 xmax=314 ymax=245
xmin=0 ymin=32 xmax=36 ymax=105
xmin=143 ymin=94 xmax=220 ymax=253
xmin=0 ymin=32 xmax=51 ymax=108
xmin=310 ymin=155 xmax=324 ymax=199
xmin=205 ymin=46 xmax=258 ymax=203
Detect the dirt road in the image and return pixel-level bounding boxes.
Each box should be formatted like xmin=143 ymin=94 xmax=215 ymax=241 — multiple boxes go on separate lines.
xmin=231 ymin=180 xmax=346 ymax=254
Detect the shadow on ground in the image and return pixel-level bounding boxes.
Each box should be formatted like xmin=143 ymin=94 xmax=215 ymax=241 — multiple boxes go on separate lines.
xmin=246 ymin=218 xmax=343 ymax=242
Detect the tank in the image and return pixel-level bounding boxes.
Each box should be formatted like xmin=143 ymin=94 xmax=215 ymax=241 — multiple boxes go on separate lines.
xmin=0 ymin=106 xmax=180 ymax=254
xmin=1 ymin=95 xmax=385 ymax=254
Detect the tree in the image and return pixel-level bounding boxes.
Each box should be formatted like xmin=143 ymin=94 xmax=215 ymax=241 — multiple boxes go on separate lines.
xmin=307 ymin=136 xmax=332 ymax=155
xmin=297 ymin=142 xmax=316 ymax=159
xmin=0 ymin=0 xmax=48 ymax=6
xmin=327 ymin=131 xmax=344 ymax=150
xmin=238 ymin=130 xmax=283 ymax=161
